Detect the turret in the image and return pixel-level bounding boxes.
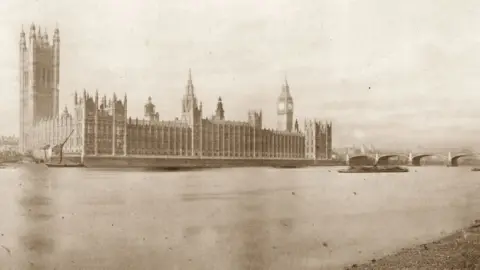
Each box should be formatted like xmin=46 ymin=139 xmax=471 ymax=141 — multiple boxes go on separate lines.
xmin=29 ymin=23 xmax=36 ymax=42
xmin=19 ymin=26 xmax=26 ymax=70
xmin=101 ymin=95 xmax=107 ymax=109
xmin=144 ymin=96 xmax=156 ymax=121
xmin=215 ymin=97 xmax=225 ymax=120
xmin=112 ymin=93 xmax=117 ymax=118
xmin=42 ymin=28 xmax=49 ymax=47
xmin=62 ymin=105 xmax=69 ymax=117
xmin=19 ymin=26 xmax=26 ymax=49
xmin=35 ymin=26 xmax=42 ymax=47
xmin=94 ymin=90 xmax=99 ymax=107
xmin=28 ymin=24 xmax=37 ymax=109
xmin=52 ymin=24 xmax=60 ymax=116
xmin=248 ymin=109 xmax=263 ymax=129
xmin=53 ymin=25 xmax=60 ymax=43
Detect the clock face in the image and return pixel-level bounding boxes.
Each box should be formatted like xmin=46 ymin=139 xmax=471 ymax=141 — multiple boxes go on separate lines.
xmin=287 ymin=103 xmax=293 ymax=111
xmin=278 ymin=103 xmax=285 ymax=111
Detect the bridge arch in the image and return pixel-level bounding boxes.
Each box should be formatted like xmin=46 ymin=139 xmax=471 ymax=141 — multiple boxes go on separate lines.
xmin=450 ymin=154 xmax=475 ymax=167
xmin=411 ymin=154 xmax=434 ymax=166
xmin=348 ymin=155 xmax=375 ymax=166
xmin=376 ymin=154 xmax=409 ymax=165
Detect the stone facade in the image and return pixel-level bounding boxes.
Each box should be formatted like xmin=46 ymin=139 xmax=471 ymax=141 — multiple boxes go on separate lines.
xmin=304 ymin=119 xmax=333 ymax=160
xmin=19 ymin=23 xmax=60 ymax=153
xmin=19 ymin=23 xmax=333 ymax=162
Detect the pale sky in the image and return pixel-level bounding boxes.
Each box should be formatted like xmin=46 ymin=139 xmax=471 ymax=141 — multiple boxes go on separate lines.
xmin=1 ymin=0 xmax=479 ymax=148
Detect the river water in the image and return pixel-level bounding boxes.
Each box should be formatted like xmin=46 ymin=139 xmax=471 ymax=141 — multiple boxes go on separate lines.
xmin=0 ymin=164 xmax=479 ymax=270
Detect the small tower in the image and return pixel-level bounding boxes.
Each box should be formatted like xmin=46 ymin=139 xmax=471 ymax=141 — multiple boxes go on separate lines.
xmin=123 ymin=93 xmax=128 ymax=113
xmin=277 ymin=76 xmax=294 ymax=132
xmin=304 ymin=119 xmax=333 ymax=160
xmin=215 ymin=97 xmax=225 ymax=120
xmin=248 ymin=110 xmax=262 ymax=129
xmin=101 ymin=94 xmax=107 ymax=109
xmin=74 ymin=91 xmax=78 ymax=105
xmin=42 ymin=28 xmax=49 ymax=47
xmin=144 ymin=96 xmax=158 ymax=121
xmin=62 ymin=105 xmax=69 ymax=117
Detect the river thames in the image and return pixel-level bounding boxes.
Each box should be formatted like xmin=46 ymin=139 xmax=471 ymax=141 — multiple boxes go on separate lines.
xmin=0 ymin=164 xmax=479 ymax=269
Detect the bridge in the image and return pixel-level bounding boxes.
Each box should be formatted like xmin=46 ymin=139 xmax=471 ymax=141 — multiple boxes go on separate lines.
xmin=345 ymin=152 xmax=478 ymax=167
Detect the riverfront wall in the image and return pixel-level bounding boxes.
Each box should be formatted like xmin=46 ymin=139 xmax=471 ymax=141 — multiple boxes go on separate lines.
xmin=49 ymin=154 xmax=342 ymax=169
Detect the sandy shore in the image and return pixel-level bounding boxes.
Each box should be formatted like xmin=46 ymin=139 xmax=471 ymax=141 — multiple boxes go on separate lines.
xmin=346 ymin=220 xmax=480 ymax=270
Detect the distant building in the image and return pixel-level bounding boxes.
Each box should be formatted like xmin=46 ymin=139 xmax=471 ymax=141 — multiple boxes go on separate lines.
xmin=0 ymin=136 xmax=19 ymax=152
xmin=19 ymin=23 xmax=333 ymax=162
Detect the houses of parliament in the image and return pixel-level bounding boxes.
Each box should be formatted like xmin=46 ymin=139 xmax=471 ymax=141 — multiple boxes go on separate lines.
xmin=19 ymin=23 xmax=333 ymax=167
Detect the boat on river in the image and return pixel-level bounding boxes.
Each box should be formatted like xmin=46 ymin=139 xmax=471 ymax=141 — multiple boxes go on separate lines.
xmin=43 ymin=129 xmax=85 ymax=168
xmin=471 ymin=168 xmax=480 ymax=172
xmin=338 ymin=165 xmax=409 ymax=173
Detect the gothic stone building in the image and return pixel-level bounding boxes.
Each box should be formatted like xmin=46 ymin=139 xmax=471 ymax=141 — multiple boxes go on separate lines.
xmin=20 ymin=24 xmax=332 ymax=161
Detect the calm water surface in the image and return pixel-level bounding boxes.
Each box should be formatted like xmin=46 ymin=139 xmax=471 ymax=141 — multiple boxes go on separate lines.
xmin=0 ymin=164 xmax=479 ymax=269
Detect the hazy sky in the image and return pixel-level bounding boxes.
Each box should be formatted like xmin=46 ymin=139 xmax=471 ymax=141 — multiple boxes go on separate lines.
xmin=1 ymin=0 xmax=479 ymax=148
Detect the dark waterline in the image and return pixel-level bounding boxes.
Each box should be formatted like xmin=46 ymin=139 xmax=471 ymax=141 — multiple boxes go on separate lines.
xmin=0 ymin=165 xmax=479 ymax=269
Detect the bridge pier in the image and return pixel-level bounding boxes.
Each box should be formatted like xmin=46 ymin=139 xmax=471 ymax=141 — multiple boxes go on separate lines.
xmin=408 ymin=152 xmax=413 ymax=166
xmin=446 ymin=152 xmax=457 ymax=167
xmin=411 ymin=160 xmax=421 ymax=166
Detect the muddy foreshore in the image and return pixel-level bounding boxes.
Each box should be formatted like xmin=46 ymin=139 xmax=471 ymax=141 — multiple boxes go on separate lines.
xmin=346 ymin=220 xmax=480 ymax=270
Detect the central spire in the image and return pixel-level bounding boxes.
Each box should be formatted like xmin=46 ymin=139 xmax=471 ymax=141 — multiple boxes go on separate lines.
xmin=186 ymin=68 xmax=195 ymax=96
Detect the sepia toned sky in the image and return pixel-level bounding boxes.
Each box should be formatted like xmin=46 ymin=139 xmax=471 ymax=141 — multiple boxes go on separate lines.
xmin=0 ymin=0 xmax=479 ymax=149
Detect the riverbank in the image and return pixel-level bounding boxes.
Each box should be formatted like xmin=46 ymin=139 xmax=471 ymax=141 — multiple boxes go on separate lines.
xmin=347 ymin=220 xmax=480 ymax=269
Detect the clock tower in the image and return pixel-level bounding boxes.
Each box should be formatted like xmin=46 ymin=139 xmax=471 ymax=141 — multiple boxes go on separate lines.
xmin=277 ymin=77 xmax=294 ymax=132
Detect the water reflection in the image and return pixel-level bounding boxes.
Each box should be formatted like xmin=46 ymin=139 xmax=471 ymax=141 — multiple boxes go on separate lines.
xmin=0 ymin=166 xmax=478 ymax=269
xmin=17 ymin=165 xmax=56 ymax=270
xmin=227 ymin=170 xmax=273 ymax=270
